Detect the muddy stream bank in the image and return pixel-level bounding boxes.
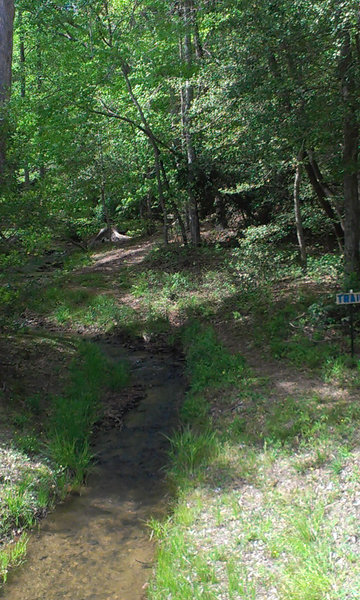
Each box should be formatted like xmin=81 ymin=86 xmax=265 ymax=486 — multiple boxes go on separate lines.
xmin=2 ymin=339 xmax=184 ymax=600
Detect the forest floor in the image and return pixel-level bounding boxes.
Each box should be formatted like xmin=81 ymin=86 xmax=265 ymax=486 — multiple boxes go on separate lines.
xmin=1 ymin=230 xmax=360 ymax=598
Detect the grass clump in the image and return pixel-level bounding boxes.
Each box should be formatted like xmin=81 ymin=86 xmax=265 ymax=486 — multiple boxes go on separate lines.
xmin=0 ymin=535 xmax=28 ymax=584
xmin=148 ymin=510 xmax=218 ymax=600
xmin=0 ymin=449 xmax=59 ymax=585
xmin=275 ymin=502 xmax=336 ymax=600
xmin=253 ymin=301 xmax=339 ymax=370
xmin=163 ymin=323 xmax=242 ymax=488
xmin=1 ymin=487 xmax=35 ymax=531
xmin=166 ymin=427 xmax=220 ymax=484
xmin=48 ymin=342 xmax=129 ymax=484
xmin=33 ymin=284 xmax=137 ymax=332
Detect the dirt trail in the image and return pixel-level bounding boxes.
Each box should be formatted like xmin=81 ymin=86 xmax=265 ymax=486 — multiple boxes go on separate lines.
xmin=214 ymin=318 xmax=350 ymax=406
xmin=87 ymin=238 xmax=157 ymax=273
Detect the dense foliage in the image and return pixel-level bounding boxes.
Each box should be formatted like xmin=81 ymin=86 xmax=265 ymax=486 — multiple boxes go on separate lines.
xmin=0 ymin=0 xmax=359 ymax=275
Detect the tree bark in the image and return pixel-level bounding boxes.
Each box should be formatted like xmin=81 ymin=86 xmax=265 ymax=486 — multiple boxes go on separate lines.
xmin=303 ymin=154 xmax=344 ymax=250
xmin=340 ymin=26 xmax=360 ymax=279
xmin=0 ymin=0 xmax=15 ymax=181
xmin=181 ymin=0 xmax=201 ymax=245
xmin=343 ymin=108 xmax=359 ymax=278
xmin=154 ymin=146 xmax=168 ymax=245
xmin=120 ymin=65 xmax=170 ymax=244
xmin=307 ymin=150 xmax=344 ymax=230
xmin=98 ymin=135 xmax=110 ymax=228
xmin=37 ymin=36 xmax=46 ymax=180
xmin=294 ymin=148 xmax=307 ymax=271
xmin=159 ymin=159 xmax=188 ymax=244
xmin=19 ymin=11 xmax=30 ymax=187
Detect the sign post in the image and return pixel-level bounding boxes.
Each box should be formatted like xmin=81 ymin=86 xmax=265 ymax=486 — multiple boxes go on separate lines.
xmin=336 ymin=289 xmax=360 ymax=358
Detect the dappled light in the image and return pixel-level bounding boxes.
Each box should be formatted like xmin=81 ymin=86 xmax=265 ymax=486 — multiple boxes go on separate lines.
xmin=1 ymin=0 xmax=360 ymax=597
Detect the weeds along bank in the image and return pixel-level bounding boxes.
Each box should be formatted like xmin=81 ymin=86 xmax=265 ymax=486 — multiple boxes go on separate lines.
xmin=0 ymin=341 xmax=129 ymax=585
xmin=148 ymin=323 xmax=360 ymax=600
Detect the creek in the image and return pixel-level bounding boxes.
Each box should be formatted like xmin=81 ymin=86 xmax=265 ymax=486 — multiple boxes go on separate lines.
xmin=2 ymin=340 xmax=184 ymax=600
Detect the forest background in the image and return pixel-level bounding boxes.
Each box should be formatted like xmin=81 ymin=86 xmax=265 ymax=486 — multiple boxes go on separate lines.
xmin=0 ymin=0 xmax=359 ymax=280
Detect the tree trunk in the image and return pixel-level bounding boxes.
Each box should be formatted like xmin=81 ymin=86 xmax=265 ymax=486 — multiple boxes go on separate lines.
xmin=160 ymin=159 xmax=188 ymax=244
xmin=340 ymin=27 xmax=360 ymax=279
xmin=19 ymin=12 xmax=30 ymax=187
xmin=303 ymin=154 xmax=344 ymax=250
xmin=120 ymin=65 xmax=188 ymax=245
xmin=343 ymin=110 xmax=359 ymax=278
xmin=307 ymin=150 xmax=344 ymax=230
xmin=294 ymin=149 xmax=307 ymax=271
xmin=120 ymin=66 xmax=169 ymax=244
xmin=0 ymin=0 xmax=15 ymax=181
xmin=36 ymin=36 xmax=46 ymax=180
xmin=154 ymin=146 xmax=168 ymax=245
xmin=181 ymin=0 xmax=201 ymax=245
xmin=214 ymin=194 xmax=228 ymax=228
xmin=98 ymin=134 xmax=111 ymax=228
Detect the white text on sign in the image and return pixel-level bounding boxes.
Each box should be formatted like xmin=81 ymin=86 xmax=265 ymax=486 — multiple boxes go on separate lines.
xmin=336 ymin=292 xmax=360 ymax=305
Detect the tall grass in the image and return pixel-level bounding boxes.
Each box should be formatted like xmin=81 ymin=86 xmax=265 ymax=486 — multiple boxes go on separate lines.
xmin=149 ymin=325 xmax=247 ymax=599
xmin=0 ymin=535 xmax=28 ymax=584
xmin=48 ymin=342 xmax=129 ymax=484
xmin=164 ymin=323 xmax=246 ymax=485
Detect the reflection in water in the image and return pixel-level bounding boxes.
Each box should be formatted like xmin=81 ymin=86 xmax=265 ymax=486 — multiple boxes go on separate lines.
xmin=3 ymin=345 xmax=183 ymax=600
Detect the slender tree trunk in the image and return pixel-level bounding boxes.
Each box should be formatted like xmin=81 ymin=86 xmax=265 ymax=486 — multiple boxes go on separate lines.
xmin=98 ymin=135 xmax=110 ymax=228
xmin=304 ymin=155 xmax=344 ymax=250
xmin=343 ymin=109 xmax=359 ymax=278
xmin=267 ymin=43 xmax=345 ymax=252
xmin=0 ymin=0 xmax=15 ymax=181
xmin=153 ymin=146 xmax=168 ymax=245
xmin=294 ymin=149 xmax=307 ymax=271
xmin=99 ymin=13 xmax=187 ymax=246
xmin=103 ymin=1 xmax=113 ymax=48
xmin=120 ymin=66 xmax=169 ymax=244
xmin=19 ymin=12 xmax=30 ymax=187
xmin=214 ymin=194 xmax=228 ymax=229
xmin=181 ymin=0 xmax=201 ymax=245
xmin=159 ymin=159 xmax=188 ymax=244
xmin=307 ymin=150 xmax=344 ymax=230
xmin=120 ymin=66 xmax=188 ymax=245
xmin=340 ymin=27 xmax=360 ymax=279
xmin=36 ymin=38 xmax=46 ymax=180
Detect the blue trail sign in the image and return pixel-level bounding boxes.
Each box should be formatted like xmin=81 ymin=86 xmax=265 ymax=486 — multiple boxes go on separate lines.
xmin=336 ymin=290 xmax=359 ymax=357
xmin=336 ymin=292 xmax=360 ymax=305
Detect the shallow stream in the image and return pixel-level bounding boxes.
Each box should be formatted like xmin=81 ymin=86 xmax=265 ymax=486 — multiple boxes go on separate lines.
xmin=2 ymin=341 xmax=183 ymax=600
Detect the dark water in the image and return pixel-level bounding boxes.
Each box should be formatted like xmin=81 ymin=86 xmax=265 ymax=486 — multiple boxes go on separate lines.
xmin=3 ymin=343 xmax=183 ymax=600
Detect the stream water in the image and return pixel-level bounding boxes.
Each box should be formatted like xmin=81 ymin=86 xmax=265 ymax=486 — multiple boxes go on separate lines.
xmin=2 ymin=341 xmax=184 ymax=600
